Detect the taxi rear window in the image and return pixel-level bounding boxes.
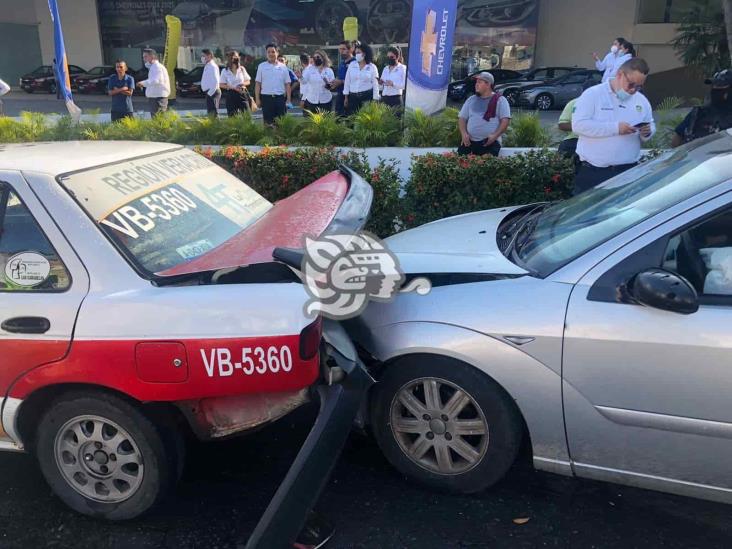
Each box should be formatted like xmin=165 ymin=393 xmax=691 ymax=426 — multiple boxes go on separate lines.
xmin=59 ymin=149 xmax=272 ymax=275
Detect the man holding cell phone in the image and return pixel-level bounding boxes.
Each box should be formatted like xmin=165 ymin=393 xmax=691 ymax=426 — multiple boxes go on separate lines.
xmin=571 ymin=57 xmax=655 ymax=195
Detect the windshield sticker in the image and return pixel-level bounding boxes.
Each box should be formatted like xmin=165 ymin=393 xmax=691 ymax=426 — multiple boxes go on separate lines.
xmin=4 ymin=252 xmax=51 ymax=287
xmin=176 ymin=239 xmax=215 ymax=260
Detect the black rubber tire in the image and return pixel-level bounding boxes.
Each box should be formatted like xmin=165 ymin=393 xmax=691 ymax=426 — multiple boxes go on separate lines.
xmin=535 ymin=93 xmax=554 ymax=110
xmin=49 ymin=83 xmax=57 ymax=95
xmin=35 ymin=391 xmax=183 ymax=520
xmin=370 ymin=355 xmax=522 ymax=494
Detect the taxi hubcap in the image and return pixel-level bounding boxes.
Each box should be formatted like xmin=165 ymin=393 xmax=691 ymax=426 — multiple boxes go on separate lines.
xmin=54 ymin=415 xmax=144 ymax=503
xmin=390 ymin=377 xmax=489 ymax=475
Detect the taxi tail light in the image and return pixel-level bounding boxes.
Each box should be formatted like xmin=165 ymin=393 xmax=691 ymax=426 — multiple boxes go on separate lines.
xmin=299 ymin=317 xmax=322 ymax=361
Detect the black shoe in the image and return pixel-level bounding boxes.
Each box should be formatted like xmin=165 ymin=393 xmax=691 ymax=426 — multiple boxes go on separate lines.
xmin=293 ymin=511 xmax=335 ymax=549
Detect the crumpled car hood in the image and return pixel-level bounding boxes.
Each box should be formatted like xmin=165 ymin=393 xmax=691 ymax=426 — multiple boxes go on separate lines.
xmin=386 ymin=207 xmax=528 ymax=275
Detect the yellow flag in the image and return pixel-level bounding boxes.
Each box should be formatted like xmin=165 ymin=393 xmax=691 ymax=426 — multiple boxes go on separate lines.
xmin=343 ymin=17 xmax=358 ymax=41
xmin=163 ymin=15 xmax=182 ymax=100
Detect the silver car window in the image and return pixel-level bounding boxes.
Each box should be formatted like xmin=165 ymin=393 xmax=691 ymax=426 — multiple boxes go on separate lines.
xmin=517 ymin=131 xmax=732 ymax=276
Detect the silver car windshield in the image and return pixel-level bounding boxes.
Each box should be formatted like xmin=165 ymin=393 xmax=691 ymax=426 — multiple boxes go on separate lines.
xmin=517 ymin=131 xmax=732 ymax=276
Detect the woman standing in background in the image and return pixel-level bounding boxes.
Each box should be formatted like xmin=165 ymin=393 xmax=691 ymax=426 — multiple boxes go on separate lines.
xmin=301 ymin=49 xmax=335 ymax=113
xmin=380 ymin=46 xmax=406 ymax=117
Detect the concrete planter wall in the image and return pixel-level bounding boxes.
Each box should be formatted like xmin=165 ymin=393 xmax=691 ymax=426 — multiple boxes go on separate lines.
xmin=194 ymin=145 xmax=546 ymax=183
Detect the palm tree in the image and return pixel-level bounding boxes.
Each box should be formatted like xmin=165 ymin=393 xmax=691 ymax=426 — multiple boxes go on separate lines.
xmin=670 ymin=0 xmax=729 ymax=76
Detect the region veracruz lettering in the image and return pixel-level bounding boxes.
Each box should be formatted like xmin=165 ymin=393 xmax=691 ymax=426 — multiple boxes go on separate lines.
xmin=101 ymin=152 xmax=211 ymax=196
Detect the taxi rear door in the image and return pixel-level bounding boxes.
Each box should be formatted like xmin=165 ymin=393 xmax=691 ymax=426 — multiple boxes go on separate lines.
xmin=0 ymin=172 xmax=89 ymax=421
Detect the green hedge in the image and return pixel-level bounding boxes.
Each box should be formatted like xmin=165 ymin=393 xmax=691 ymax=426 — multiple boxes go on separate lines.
xmin=0 ymin=105 xmax=557 ymax=148
xmin=204 ymin=146 xmax=575 ymax=237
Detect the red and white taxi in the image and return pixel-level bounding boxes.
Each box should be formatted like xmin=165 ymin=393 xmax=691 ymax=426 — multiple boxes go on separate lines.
xmin=0 ymin=142 xmax=371 ymax=521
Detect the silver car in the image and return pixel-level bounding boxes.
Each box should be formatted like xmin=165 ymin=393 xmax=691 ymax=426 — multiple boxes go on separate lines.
xmin=348 ymin=131 xmax=732 ymax=504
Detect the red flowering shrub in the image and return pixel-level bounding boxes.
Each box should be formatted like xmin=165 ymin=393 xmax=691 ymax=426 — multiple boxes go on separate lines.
xmin=402 ymin=150 xmax=574 ymax=229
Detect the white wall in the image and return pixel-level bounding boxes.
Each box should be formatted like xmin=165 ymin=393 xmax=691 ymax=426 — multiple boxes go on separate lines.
xmin=534 ymin=0 xmax=683 ymax=74
xmin=33 ymin=0 xmax=102 ymax=70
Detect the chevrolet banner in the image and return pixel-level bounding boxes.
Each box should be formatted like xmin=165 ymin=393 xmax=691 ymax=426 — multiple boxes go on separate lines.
xmin=47 ymin=0 xmax=81 ymax=121
xmin=405 ymin=0 xmax=458 ymax=115
xmin=163 ymin=15 xmax=181 ymax=100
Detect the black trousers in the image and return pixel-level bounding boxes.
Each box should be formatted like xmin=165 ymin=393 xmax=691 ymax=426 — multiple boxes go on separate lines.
xmin=573 ymin=161 xmax=637 ymax=195
xmin=225 ymin=90 xmax=250 ymax=117
xmin=111 ymin=111 xmax=133 ymax=122
xmin=206 ymin=89 xmax=222 ymax=117
xmin=334 ymin=91 xmax=346 ymax=117
xmin=346 ymin=91 xmax=373 ymax=115
xmin=457 ymin=139 xmax=501 ymax=157
xmin=303 ymin=100 xmax=332 ymax=114
xmin=261 ymin=94 xmax=287 ymax=124
xmin=381 ymin=94 xmax=403 ymax=117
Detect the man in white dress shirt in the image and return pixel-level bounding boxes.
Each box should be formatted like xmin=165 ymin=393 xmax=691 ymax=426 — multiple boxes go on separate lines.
xmin=200 ymin=48 xmax=221 ymax=118
xmin=137 ymin=49 xmax=171 ymax=116
xmin=255 ymin=44 xmax=292 ymax=125
xmin=572 ymin=57 xmax=655 ymax=195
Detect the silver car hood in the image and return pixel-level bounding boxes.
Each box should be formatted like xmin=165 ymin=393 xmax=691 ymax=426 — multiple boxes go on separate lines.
xmin=386 ymin=207 xmax=528 ymax=275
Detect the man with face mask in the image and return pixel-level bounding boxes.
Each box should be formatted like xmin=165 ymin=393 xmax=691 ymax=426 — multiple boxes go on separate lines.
xmin=592 ymin=37 xmax=625 ymax=83
xmin=136 ymin=49 xmax=171 ymax=116
xmin=672 ymin=70 xmax=732 ymax=147
xmin=571 ymin=57 xmax=655 ymax=195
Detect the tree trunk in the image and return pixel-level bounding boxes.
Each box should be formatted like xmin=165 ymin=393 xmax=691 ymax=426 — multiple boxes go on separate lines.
xmin=724 ymin=0 xmax=732 ymax=67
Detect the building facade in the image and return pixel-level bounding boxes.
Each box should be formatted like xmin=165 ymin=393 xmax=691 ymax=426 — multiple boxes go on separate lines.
xmin=0 ymin=0 xmax=694 ymax=89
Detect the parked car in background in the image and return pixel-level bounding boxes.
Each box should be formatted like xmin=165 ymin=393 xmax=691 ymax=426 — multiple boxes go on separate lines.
xmin=348 ymin=130 xmax=732 ymax=505
xmin=176 ymin=65 xmax=223 ymax=98
xmin=20 ymin=65 xmax=86 ymax=94
xmin=517 ymin=69 xmax=602 ymax=110
xmin=73 ymin=65 xmax=116 ymax=94
xmin=0 ymin=141 xmax=372 ymax=520
xmin=494 ymin=66 xmax=583 ymax=105
xmin=448 ymin=68 xmax=524 ymax=102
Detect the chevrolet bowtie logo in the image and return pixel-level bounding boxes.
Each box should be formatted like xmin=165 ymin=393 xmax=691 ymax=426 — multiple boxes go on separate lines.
xmin=420 ymin=9 xmax=438 ymax=76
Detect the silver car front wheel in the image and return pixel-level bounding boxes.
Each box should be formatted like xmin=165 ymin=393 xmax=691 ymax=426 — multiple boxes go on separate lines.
xmin=371 ymin=355 xmax=523 ymax=494
xmin=390 ymin=377 xmax=489 ymax=475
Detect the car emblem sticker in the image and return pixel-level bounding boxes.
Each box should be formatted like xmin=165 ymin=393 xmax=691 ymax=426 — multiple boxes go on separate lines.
xmin=4 ymin=252 xmax=51 ymax=287
xmin=302 ymin=231 xmax=432 ymax=320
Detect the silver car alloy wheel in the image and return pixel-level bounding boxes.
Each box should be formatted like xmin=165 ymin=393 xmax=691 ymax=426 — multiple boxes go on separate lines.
xmin=390 ymin=377 xmax=489 ymax=475
xmin=536 ymin=94 xmax=552 ymax=110
xmin=54 ymin=415 xmax=144 ymax=503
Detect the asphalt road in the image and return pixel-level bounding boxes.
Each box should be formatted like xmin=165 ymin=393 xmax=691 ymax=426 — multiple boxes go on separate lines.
xmin=0 ymin=403 xmax=729 ymax=549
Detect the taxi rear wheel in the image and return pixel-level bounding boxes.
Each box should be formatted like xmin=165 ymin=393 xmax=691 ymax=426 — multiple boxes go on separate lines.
xmin=371 ymin=355 xmax=523 ymax=493
xmin=35 ymin=392 xmax=182 ymax=520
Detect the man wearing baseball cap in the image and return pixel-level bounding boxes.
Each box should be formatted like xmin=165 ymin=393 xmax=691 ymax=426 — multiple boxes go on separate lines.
xmin=458 ymin=71 xmax=511 ymax=156
xmin=673 ymin=69 xmax=732 ymax=147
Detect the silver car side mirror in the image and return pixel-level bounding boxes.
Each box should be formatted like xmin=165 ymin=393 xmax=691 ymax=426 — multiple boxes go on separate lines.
xmin=629 ymin=268 xmax=699 ymax=315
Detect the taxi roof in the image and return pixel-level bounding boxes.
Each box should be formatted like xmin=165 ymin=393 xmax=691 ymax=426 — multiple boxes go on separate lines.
xmin=0 ymin=141 xmax=183 ymax=175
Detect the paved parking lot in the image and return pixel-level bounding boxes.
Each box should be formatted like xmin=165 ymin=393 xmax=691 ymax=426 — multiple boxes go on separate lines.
xmin=0 ymin=403 xmax=729 ymax=549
